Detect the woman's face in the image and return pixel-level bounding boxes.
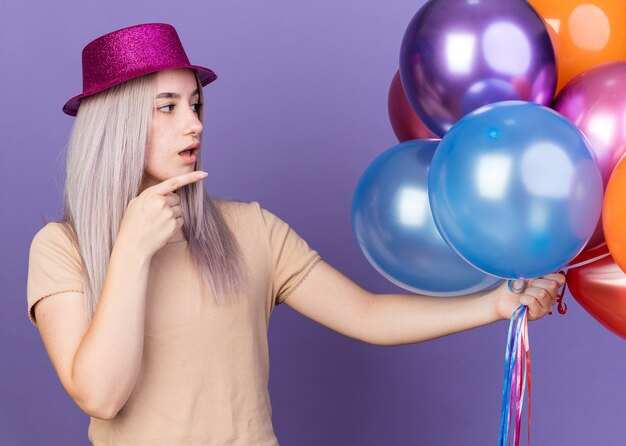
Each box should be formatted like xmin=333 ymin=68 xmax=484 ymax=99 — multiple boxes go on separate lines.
xmin=141 ymin=68 xmax=203 ymax=191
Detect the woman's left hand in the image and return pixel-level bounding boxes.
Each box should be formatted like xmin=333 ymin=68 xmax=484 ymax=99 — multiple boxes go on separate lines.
xmin=493 ymin=273 xmax=566 ymax=321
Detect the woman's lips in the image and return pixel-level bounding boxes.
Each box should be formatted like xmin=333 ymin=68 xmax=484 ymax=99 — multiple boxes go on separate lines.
xmin=179 ymin=148 xmax=197 ymax=164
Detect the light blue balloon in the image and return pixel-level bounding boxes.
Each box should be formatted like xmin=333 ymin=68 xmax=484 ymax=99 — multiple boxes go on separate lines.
xmin=429 ymin=101 xmax=603 ymax=279
xmin=352 ymin=139 xmax=502 ymax=296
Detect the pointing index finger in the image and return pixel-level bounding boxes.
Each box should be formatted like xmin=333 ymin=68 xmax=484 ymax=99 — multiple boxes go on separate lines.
xmin=153 ymin=171 xmax=208 ymax=195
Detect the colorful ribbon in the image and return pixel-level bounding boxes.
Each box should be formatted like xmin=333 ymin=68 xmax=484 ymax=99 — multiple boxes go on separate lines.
xmin=498 ymin=305 xmax=530 ymax=446
xmin=497 ymin=251 xmax=610 ymax=444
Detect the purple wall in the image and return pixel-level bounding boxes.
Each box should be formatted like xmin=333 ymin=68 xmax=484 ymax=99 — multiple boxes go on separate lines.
xmin=2 ymin=1 xmax=625 ymax=444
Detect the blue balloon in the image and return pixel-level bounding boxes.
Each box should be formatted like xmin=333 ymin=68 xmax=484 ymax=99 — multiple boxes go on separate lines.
xmin=352 ymin=139 xmax=502 ymax=296
xmin=428 ymin=101 xmax=603 ymax=279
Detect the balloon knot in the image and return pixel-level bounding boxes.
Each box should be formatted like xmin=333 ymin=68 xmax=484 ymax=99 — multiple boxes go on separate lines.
xmin=556 ymin=271 xmax=568 ymax=315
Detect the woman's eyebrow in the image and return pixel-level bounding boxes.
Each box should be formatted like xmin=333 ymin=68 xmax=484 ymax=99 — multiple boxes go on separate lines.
xmin=156 ymin=92 xmax=180 ymax=99
xmin=155 ymin=89 xmax=200 ymax=99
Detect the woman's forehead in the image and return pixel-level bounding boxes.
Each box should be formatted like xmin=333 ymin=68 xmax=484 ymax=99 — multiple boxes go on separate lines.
xmin=155 ymin=68 xmax=199 ymax=93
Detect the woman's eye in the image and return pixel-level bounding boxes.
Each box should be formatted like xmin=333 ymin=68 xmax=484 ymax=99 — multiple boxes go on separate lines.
xmin=191 ymin=103 xmax=203 ymax=114
xmin=158 ymin=104 xmax=175 ymax=113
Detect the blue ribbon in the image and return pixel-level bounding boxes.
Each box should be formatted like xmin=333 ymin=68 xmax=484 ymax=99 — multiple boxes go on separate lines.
xmin=498 ymin=305 xmax=527 ymax=445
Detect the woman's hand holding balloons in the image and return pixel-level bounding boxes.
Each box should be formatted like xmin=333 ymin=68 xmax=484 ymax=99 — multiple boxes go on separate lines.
xmin=117 ymin=171 xmax=208 ymax=260
xmin=491 ymin=273 xmax=565 ymax=321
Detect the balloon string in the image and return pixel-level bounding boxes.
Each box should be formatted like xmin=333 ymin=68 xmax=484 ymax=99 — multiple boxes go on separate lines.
xmin=498 ymin=248 xmax=607 ymax=442
xmin=561 ymin=251 xmax=611 ymax=273
xmin=513 ymin=328 xmax=523 ymax=445
xmin=513 ymin=308 xmax=530 ymax=446
xmin=524 ymin=318 xmax=532 ymax=446
xmin=498 ymin=306 xmax=529 ymax=446
xmin=555 ymin=275 xmax=568 ymax=315
xmin=498 ymin=307 xmax=519 ymax=445
xmin=551 ymin=249 xmax=611 ymax=316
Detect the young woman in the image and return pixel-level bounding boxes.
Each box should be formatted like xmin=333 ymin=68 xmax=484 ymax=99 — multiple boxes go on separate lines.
xmin=27 ymin=23 xmax=564 ymax=445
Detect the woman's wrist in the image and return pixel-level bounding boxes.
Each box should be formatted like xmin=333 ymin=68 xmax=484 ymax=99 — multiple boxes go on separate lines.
xmin=112 ymin=233 xmax=153 ymax=268
xmin=485 ymin=282 xmax=515 ymax=322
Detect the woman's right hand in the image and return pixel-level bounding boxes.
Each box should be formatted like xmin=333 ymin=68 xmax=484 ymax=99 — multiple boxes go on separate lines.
xmin=116 ymin=171 xmax=208 ymax=259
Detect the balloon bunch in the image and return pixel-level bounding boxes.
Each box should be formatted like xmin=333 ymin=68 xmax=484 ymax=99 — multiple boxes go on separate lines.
xmin=540 ymin=0 xmax=626 ymax=339
xmin=353 ymin=0 xmax=626 ymax=443
xmin=354 ymin=0 xmax=626 ymax=300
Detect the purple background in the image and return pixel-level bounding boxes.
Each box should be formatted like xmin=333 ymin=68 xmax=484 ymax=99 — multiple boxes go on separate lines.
xmin=2 ymin=1 xmax=625 ymax=444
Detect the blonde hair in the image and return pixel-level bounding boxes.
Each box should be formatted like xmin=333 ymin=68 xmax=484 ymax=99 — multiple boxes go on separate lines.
xmin=62 ymin=72 xmax=244 ymax=318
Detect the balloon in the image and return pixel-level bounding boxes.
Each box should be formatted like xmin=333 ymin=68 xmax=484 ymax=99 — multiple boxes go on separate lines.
xmin=553 ymin=61 xmax=626 ymax=250
xmin=528 ymin=0 xmax=626 ymax=93
xmin=352 ymin=139 xmax=502 ymax=296
xmin=603 ymin=155 xmax=626 ymax=274
xmin=399 ymin=0 xmax=556 ymax=137
xmin=567 ymin=248 xmax=626 ymax=339
xmin=429 ymin=101 xmax=603 ymax=279
xmin=388 ymin=71 xmax=437 ymax=142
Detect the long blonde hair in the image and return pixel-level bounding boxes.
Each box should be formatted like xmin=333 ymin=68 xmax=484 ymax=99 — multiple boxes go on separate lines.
xmin=62 ymin=72 xmax=244 ymax=318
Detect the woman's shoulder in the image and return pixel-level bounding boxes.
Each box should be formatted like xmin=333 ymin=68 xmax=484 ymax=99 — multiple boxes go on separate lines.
xmin=214 ymin=200 xmax=283 ymax=237
xmin=215 ymin=200 xmax=296 ymax=242
xmin=214 ymin=199 xmax=264 ymax=220
xmin=30 ymin=221 xmax=78 ymax=254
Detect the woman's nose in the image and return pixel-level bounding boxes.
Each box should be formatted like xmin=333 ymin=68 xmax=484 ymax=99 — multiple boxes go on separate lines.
xmin=185 ymin=108 xmax=203 ymax=136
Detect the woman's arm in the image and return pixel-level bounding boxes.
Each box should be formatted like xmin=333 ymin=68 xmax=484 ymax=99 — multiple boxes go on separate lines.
xmin=284 ymin=260 xmax=564 ymax=345
xmin=35 ymin=244 xmax=151 ymax=419
xmin=33 ymin=171 xmax=207 ymax=419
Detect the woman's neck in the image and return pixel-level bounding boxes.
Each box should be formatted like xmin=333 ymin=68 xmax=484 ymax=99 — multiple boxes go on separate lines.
xmin=168 ymin=228 xmax=187 ymax=243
